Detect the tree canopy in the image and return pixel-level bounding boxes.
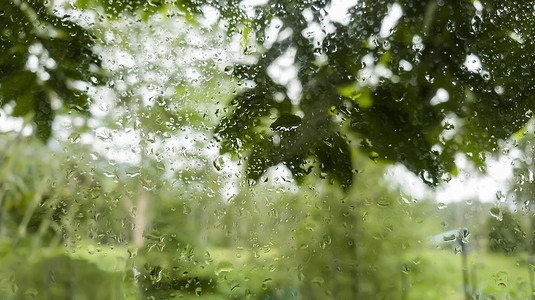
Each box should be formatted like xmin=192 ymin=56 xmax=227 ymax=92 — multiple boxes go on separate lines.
xmin=0 ymin=0 xmax=103 ymax=139
xmin=2 ymin=0 xmax=534 ymax=188
xmin=215 ymin=0 xmax=535 ymax=187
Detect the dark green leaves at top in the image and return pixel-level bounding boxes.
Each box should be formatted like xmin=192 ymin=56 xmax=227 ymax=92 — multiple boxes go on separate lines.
xmin=215 ymin=0 xmax=535 ymax=189
xmin=0 ymin=0 xmax=103 ymax=140
xmin=217 ymin=65 xmax=355 ymax=188
xmin=75 ymin=0 xmax=170 ymax=21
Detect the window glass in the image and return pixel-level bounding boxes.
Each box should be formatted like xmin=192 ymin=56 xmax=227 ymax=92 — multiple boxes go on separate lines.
xmin=1 ymin=0 xmax=534 ymax=298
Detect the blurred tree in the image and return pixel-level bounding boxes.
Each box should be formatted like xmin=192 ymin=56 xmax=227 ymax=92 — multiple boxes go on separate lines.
xmin=0 ymin=0 xmax=104 ymax=140
xmin=2 ymin=0 xmax=534 ymax=188
xmin=209 ymin=0 xmax=535 ymax=188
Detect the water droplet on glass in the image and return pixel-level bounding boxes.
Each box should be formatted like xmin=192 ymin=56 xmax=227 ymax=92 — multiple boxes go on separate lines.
xmin=489 ymin=207 xmax=503 ymax=221
xmin=213 ymin=156 xmax=224 ymax=171
xmin=369 ymin=151 xmax=379 ymax=162
xmin=224 ymin=66 xmax=234 ymax=75
xmin=496 ymin=190 xmax=506 ymax=202
xmin=215 ymin=261 xmax=233 ymax=276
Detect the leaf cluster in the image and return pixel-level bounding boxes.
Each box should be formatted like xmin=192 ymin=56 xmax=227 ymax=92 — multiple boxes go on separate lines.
xmin=0 ymin=0 xmax=103 ymax=140
xmin=215 ymin=0 xmax=535 ymax=187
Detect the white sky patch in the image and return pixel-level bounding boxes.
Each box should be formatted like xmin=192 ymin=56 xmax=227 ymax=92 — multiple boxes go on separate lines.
xmin=26 ymin=55 xmax=39 ymax=73
xmin=302 ymin=8 xmax=314 ymax=23
xmin=160 ymin=130 xmax=219 ymax=175
xmin=267 ymin=47 xmax=298 ymax=86
xmin=297 ymin=0 xmax=358 ymax=50
xmin=286 ymin=80 xmax=302 ymax=104
xmin=301 ymin=21 xmax=324 ymax=48
xmin=263 ymin=17 xmax=283 ymax=49
xmin=430 ymin=88 xmax=450 ymax=106
xmin=358 ymin=53 xmax=393 ymax=85
xmin=185 ymin=67 xmax=202 ymax=84
xmin=399 ymin=59 xmax=413 ymax=71
xmin=276 ymin=27 xmax=293 ymax=43
xmin=387 ymin=164 xmax=432 ymax=200
xmin=389 ymin=152 xmax=518 ymax=204
xmin=473 ymin=0 xmax=483 ymax=11
xmin=114 ymin=51 xmax=136 ymax=69
xmin=326 ymin=0 xmax=358 ymax=25
xmin=205 ymin=150 xmax=242 ymax=204
xmin=464 ymin=54 xmax=492 ymax=80
xmin=200 ymin=5 xmax=220 ymax=27
xmin=435 ymin=154 xmax=516 ymax=203
xmin=440 ymin=113 xmax=461 ymax=141
xmin=266 ymin=47 xmax=302 ymax=103
xmin=239 ymin=0 xmax=269 ymax=6
xmin=380 ymin=3 xmax=403 ymax=38
xmin=412 ymin=34 xmax=424 ymax=52
xmin=79 ymin=128 xmax=142 ymax=165
xmin=464 ymin=54 xmax=483 ymax=73
xmin=259 ymin=164 xmax=299 ymax=194
xmin=239 ymin=0 xmax=269 ymax=19
xmin=0 ymin=105 xmax=32 ymax=135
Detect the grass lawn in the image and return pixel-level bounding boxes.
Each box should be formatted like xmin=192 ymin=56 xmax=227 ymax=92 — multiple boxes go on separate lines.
xmin=408 ymin=246 xmax=532 ymax=300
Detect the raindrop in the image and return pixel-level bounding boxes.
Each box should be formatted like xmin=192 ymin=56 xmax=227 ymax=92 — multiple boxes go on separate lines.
xmin=224 ymin=65 xmax=234 ymax=75
xmin=24 ymin=288 xmax=38 ymax=299
xmin=496 ymin=190 xmax=506 ymax=202
xmin=183 ymin=204 xmax=191 ymax=214
xmin=459 ymin=229 xmax=470 ymax=243
xmin=376 ymin=199 xmax=391 ymax=207
xmin=489 ymin=207 xmax=503 ymax=221
xmin=270 ymin=114 xmax=302 ymax=132
xmin=215 ymin=261 xmax=233 ymax=276
xmin=213 ymin=156 xmax=224 ymax=171
xmin=443 ymin=234 xmax=456 ymax=242
xmin=368 ymin=151 xmax=379 ymax=162
xmin=147 ymin=0 xmax=161 ymax=7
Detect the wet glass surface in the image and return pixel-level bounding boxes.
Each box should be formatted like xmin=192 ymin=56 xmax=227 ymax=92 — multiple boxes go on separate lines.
xmin=1 ymin=0 xmax=535 ymax=298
